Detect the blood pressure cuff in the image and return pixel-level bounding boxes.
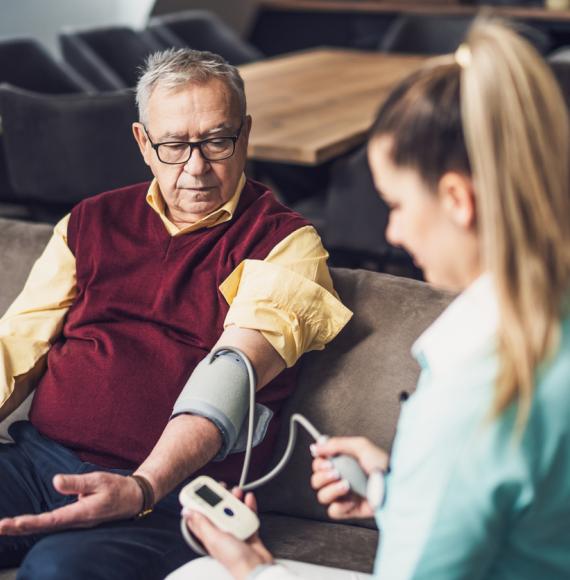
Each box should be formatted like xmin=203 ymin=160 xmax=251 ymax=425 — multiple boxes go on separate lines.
xmin=171 ymin=350 xmax=273 ymax=461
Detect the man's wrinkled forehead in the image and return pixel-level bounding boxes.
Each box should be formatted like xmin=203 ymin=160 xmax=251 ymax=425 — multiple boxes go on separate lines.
xmin=150 ymin=78 xmax=241 ymax=117
xmin=146 ymin=79 xmax=242 ymax=139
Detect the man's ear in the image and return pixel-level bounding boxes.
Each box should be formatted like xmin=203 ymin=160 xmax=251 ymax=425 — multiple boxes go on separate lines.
xmin=242 ymin=114 xmax=253 ymax=146
xmin=132 ymin=122 xmax=152 ymax=167
xmin=437 ymin=172 xmax=477 ymax=230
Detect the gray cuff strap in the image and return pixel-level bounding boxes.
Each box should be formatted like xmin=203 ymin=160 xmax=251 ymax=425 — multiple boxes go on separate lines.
xmin=171 ymin=350 xmax=273 ymax=461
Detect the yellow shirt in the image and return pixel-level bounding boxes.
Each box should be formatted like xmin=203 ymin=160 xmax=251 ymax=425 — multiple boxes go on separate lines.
xmin=0 ymin=175 xmax=352 ymax=416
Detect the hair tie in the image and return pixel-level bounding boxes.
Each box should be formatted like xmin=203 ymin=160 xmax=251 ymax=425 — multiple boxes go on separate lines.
xmin=455 ymin=44 xmax=472 ymax=69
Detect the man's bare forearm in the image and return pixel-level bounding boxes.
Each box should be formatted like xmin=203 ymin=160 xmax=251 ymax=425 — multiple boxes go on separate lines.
xmin=134 ymin=327 xmax=285 ymax=502
xmin=134 ymin=414 xmax=223 ymax=501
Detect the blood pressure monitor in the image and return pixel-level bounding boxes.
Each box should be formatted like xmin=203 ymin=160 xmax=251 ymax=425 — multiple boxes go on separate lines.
xmin=179 ymin=476 xmax=259 ymax=541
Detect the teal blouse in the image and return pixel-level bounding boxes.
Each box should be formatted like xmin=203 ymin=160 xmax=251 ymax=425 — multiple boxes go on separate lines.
xmin=374 ymin=275 xmax=570 ymax=580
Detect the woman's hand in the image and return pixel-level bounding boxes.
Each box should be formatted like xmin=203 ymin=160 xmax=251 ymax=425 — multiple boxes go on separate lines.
xmin=183 ymin=489 xmax=274 ymax=580
xmin=310 ymin=436 xmax=389 ymax=520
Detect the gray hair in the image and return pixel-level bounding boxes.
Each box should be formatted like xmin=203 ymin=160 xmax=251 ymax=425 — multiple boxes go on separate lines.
xmin=136 ymin=48 xmax=246 ymax=125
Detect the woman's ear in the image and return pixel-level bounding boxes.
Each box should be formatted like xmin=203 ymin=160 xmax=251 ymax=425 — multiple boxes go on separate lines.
xmin=437 ymin=172 xmax=477 ymax=230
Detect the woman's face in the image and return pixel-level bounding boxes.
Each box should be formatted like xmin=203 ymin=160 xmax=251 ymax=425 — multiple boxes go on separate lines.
xmin=368 ymin=136 xmax=480 ymax=291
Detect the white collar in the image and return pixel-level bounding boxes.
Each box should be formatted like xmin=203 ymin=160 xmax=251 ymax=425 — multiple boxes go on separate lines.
xmin=412 ymin=273 xmax=499 ymax=376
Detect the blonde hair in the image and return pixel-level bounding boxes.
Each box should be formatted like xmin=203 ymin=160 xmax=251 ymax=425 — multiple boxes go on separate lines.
xmin=371 ymin=20 xmax=570 ymax=429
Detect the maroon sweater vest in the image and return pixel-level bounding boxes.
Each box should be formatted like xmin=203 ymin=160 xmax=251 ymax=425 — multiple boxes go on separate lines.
xmin=30 ymin=179 xmax=309 ymax=482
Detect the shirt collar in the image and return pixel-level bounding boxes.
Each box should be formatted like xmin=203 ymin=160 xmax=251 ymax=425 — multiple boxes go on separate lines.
xmin=145 ymin=173 xmax=246 ymax=236
xmin=412 ymin=273 xmax=499 ymax=375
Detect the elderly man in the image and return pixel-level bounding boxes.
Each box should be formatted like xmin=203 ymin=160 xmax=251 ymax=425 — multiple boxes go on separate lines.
xmin=0 ymin=49 xmax=351 ymax=579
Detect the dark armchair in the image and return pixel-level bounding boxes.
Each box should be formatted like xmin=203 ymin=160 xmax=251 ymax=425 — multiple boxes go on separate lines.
xmin=0 ymin=37 xmax=91 ymax=94
xmin=59 ymin=26 xmax=163 ymax=91
xmin=0 ymin=85 xmax=150 ymax=222
xmin=380 ymin=14 xmax=474 ymax=55
xmin=0 ymin=37 xmax=92 ymax=218
xmin=147 ymin=10 xmax=262 ymax=65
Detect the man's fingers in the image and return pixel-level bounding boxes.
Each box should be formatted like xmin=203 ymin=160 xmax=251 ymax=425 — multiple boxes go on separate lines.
xmin=244 ymin=492 xmax=258 ymax=513
xmin=53 ymin=473 xmax=100 ymax=496
xmin=0 ymin=501 xmax=96 ymax=535
xmin=230 ymin=488 xmax=258 ymax=514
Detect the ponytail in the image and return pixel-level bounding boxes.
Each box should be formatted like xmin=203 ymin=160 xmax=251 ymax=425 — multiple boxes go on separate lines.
xmin=460 ymin=21 xmax=570 ymax=428
xmin=371 ymin=19 xmax=570 ymax=429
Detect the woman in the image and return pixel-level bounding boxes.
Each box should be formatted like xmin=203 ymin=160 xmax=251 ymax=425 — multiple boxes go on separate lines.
xmin=170 ymin=19 xmax=570 ymax=580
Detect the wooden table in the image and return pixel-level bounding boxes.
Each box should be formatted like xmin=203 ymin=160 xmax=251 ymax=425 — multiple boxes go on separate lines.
xmin=240 ymin=49 xmax=427 ymax=165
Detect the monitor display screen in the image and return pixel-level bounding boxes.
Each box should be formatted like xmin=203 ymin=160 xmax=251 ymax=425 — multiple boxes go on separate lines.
xmin=195 ymin=484 xmax=223 ymax=507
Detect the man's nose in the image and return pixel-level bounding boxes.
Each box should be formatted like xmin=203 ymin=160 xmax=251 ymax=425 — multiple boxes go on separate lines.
xmin=183 ymin=147 xmax=210 ymax=175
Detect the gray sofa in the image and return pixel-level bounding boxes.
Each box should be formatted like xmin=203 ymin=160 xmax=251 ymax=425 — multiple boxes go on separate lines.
xmin=0 ymin=217 xmax=452 ymax=578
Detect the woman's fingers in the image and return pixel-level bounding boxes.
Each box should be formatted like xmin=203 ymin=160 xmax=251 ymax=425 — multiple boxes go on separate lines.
xmin=316 ymin=479 xmax=350 ymax=505
xmin=312 ymin=437 xmax=389 ymax=475
xmin=185 ymin=509 xmax=223 ymax=547
xmin=310 ymin=465 xmax=341 ymax=491
xmin=327 ymin=499 xmax=361 ymax=520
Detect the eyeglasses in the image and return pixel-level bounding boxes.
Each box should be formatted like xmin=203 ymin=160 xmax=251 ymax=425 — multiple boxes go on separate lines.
xmin=143 ymin=121 xmax=244 ymax=164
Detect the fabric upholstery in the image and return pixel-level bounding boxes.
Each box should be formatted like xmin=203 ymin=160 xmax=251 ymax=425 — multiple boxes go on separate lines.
xmin=147 ymin=10 xmax=262 ymax=65
xmin=261 ymin=514 xmax=378 ymax=573
xmin=60 ymin=26 xmax=163 ymax=91
xmin=550 ymin=59 xmax=570 ymax=110
xmin=322 ymin=146 xmax=417 ymax=272
xmin=0 ymin=38 xmax=91 ymax=213
xmin=0 ymin=218 xmax=52 ymax=315
xmin=0 ymin=219 xmax=51 ymax=444
xmin=0 ymin=86 xmax=150 ymax=209
xmin=323 ymin=146 xmax=389 ymax=262
xmin=381 ymin=14 xmax=550 ymax=56
xmin=0 ymin=38 xmax=89 ymax=94
xmin=380 ymin=14 xmax=473 ymax=55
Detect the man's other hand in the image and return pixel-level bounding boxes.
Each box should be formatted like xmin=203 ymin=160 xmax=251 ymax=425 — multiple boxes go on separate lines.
xmin=0 ymin=472 xmax=143 ymax=535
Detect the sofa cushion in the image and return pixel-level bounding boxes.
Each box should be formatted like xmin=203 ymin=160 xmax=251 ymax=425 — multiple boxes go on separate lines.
xmin=261 ymin=513 xmax=378 ymax=574
xmin=257 ymin=269 xmax=454 ymax=527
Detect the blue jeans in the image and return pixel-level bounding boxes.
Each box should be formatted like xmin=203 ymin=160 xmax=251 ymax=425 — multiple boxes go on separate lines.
xmin=0 ymin=421 xmax=195 ymax=579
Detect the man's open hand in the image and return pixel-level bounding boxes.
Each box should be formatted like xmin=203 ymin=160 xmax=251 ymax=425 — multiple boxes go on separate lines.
xmin=0 ymin=472 xmax=143 ymax=535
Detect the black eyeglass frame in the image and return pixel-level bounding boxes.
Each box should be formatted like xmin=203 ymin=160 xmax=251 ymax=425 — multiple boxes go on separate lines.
xmin=143 ymin=121 xmax=244 ymax=164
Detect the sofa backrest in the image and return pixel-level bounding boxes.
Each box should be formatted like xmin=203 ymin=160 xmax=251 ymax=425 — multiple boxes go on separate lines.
xmin=257 ymin=268 xmax=453 ymax=525
xmin=0 ymin=218 xmax=53 ymax=315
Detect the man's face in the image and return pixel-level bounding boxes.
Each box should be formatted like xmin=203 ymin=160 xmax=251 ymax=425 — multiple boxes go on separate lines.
xmin=133 ymin=78 xmax=251 ymax=224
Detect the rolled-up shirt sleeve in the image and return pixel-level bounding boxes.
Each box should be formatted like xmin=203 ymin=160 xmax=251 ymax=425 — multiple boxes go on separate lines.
xmin=219 ymin=225 xmax=353 ymax=368
xmin=0 ymin=214 xmax=76 ymax=416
